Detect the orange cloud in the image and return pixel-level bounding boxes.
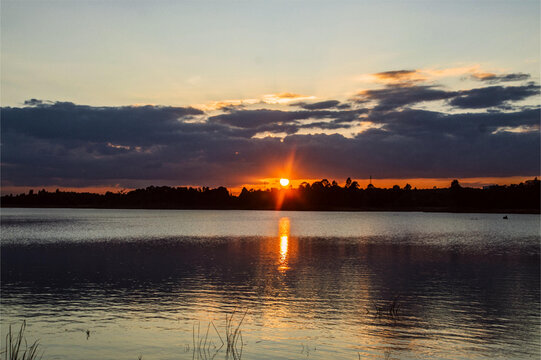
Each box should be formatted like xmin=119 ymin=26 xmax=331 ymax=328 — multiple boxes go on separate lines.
xmin=359 ymin=65 xmax=486 ymax=85
xmin=195 ymin=98 xmax=260 ymax=111
xmin=261 ymin=92 xmax=316 ymax=104
xmin=372 ymin=70 xmax=426 ymax=83
xmin=195 ymin=93 xmax=316 ymax=111
xmin=470 ymin=72 xmax=497 ymax=80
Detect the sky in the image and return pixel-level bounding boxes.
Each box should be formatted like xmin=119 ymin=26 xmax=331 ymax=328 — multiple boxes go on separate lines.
xmin=1 ymin=0 xmax=540 ymax=194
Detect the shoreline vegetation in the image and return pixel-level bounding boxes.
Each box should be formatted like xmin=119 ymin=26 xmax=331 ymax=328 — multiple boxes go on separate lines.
xmin=1 ymin=178 xmax=539 ymax=214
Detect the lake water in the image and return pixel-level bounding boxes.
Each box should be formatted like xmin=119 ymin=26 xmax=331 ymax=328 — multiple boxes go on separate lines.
xmin=1 ymin=208 xmax=540 ymax=359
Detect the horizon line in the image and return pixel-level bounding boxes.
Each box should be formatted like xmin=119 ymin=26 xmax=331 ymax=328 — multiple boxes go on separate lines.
xmin=2 ymin=176 xmax=539 ymax=197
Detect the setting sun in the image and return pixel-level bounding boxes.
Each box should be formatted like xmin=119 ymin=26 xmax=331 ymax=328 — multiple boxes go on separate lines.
xmin=280 ymin=178 xmax=290 ymax=187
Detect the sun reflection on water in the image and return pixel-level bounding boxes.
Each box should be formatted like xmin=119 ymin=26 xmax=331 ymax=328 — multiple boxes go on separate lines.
xmin=278 ymin=217 xmax=290 ymax=270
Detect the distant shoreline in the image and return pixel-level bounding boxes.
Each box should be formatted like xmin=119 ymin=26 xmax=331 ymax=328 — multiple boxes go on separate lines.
xmin=2 ymin=179 xmax=539 ymax=214
xmin=2 ymin=205 xmax=539 ymax=214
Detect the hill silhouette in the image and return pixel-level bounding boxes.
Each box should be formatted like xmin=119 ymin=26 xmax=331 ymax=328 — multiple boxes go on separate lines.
xmin=1 ymin=178 xmax=539 ymax=213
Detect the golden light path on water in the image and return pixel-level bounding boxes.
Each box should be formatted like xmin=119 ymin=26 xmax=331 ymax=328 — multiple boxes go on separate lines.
xmin=278 ymin=217 xmax=290 ymax=271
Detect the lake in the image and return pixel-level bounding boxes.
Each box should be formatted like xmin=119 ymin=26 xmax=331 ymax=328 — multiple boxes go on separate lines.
xmin=1 ymin=208 xmax=539 ymax=359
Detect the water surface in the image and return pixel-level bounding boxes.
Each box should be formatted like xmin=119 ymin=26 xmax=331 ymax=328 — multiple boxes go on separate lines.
xmin=1 ymin=209 xmax=539 ymax=359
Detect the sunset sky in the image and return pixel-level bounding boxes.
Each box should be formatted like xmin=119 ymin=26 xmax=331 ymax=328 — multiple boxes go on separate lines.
xmin=1 ymin=0 xmax=540 ymax=194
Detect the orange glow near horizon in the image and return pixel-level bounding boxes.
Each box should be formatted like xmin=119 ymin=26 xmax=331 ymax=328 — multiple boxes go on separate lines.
xmin=0 ymin=185 xmax=135 ymax=196
xmin=229 ymin=176 xmax=537 ymax=195
xmin=2 ymin=176 xmax=537 ymax=196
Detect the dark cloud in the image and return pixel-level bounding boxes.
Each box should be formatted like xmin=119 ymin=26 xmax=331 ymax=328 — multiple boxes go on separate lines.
xmin=291 ymin=100 xmax=342 ymax=110
xmin=354 ymin=85 xmax=457 ymax=110
xmin=367 ymin=108 xmax=540 ymax=138
xmin=244 ymin=117 xmax=356 ymax=136
xmin=283 ymin=121 xmax=539 ymax=179
xmin=353 ymin=82 xmax=539 ymax=111
xmin=23 ymin=99 xmax=47 ymax=106
xmin=449 ymin=84 xmax=540 ymax=109
xmin=471 ymin=72 xmax=531 ymax=84
xmin=210 ymin=109 xmax=311 ymax=128
xmin=209 ymin=108 xmax=366 ymax=130
xmin=1 ymin=101 xmax=204 ymax=146
xmin=1 ymin=92 xmax=539 ymax=190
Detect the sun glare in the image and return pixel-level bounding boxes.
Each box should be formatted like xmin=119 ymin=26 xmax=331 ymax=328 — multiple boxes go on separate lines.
xmin=280 ymin=178 xmax=290 ymax=187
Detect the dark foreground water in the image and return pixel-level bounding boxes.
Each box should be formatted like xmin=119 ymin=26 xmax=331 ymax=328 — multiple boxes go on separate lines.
xmin=1 ymin=209 xmax=540 ymax=359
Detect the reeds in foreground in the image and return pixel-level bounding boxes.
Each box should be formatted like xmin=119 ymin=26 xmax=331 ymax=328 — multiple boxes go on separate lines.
xmin=1 ymin=321 xmax=42 ymax=360
xmin=192 ymin=320 xmax=222 ymax=360
xmin=370 ymin=295 xmax=401 ymax=319
xmin=191 ymin=309 xmax=247 ymax=360
xmin=224 ymin=309 xmax=246 ymax=359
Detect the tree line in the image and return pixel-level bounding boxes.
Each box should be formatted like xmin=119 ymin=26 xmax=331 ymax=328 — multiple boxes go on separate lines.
xmin=1 ymin=178 xmax=539 ymax=213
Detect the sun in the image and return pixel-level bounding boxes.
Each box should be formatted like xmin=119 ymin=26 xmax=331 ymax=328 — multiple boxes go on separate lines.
xmin=280 ymin=178 xmax=290 ymax=187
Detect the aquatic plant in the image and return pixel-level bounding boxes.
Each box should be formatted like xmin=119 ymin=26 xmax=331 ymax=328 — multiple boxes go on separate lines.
xmin=300 ymin=343 xmax=316 ymax=357
xmin=1 ymin=321 xmax=42 ymax=360
xmin=224 ymin=309 xmax=246 ymax=359
xmin=370 ymin=295 xmax=401 ymax=319
xmin=192 ymin=320 xmax=222 ymax=360
xmin=191 ymin=309 xmax=247 ymax=360
xmin=388 ymin=295 xmax=401 ymax=318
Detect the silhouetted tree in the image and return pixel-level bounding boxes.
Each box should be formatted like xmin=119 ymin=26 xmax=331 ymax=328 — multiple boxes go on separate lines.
xmin=239 ymin=187 xmax=249 ymax=198
xmin=451 ymin=179 xmax=461 ymax=189
xmin=2 ymin=178 xmax=539 ymax=212
xmin=299 ymin=182 xmax=310 ymax=190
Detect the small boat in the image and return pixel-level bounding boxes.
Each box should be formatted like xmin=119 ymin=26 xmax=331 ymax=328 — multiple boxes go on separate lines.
xmin=503 ymin=216 xmax=508 ymax=219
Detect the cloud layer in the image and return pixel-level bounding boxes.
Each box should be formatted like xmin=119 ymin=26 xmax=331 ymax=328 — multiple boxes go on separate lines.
xmin=2 ymin=70 xmax=539 ymax=189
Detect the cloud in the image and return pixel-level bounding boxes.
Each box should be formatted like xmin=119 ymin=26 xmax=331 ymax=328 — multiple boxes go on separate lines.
xmin=260 ymin=93 xmax=316 ymax=104
xmin=1 ymin=81 xmax=539 ymax=190
xmin=291 ymin=100 xmax=343 ymax=110
xmin=270 ymin=92 xmax=305 ymax=99
xmin=361 ymin=65 xmax=483 ymax=85
xmin=353 ymin=84 xmax=457 ymax=110
xmin=373 ymin=70 xmax=416 ymax=79
xmin=289 ymin=100 xmax=351 ymax=110
xmin=1 ymin=101 xmax=204 ymax=145
xmin=23 ymin=98 xmax=47 ymax=106
xmin=353 ymin=81 xmax=539 ymax=111
xmin=420 ymin=65 xmax=482 ymax=78
xmin=209 ymin=109 xmax=311 ymax=129
xmin=195 ymin=99 xmax=260 ymax=111
xmin=366 ymin=108 xmax=540 ymax=138
xmin=471 ymin=72 xmax=531 ymax=84
xmin=195 ymin=93 xmax=316 ymax=111
xmin=449 ymin=84 xmax=540 ymax=109
xmin=209 ymin=108 xmax=366 ymax=130
xmin=283 ymin=117 xmax=539 ymax=179
xmin=371 ymin=70 xmax=425 ymax=84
